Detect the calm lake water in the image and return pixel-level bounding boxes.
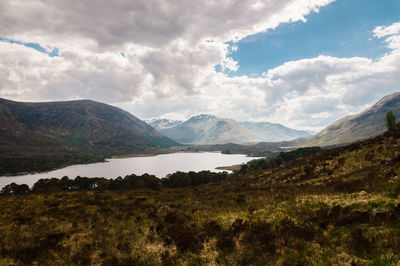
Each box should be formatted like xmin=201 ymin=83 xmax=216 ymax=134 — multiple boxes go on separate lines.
xmin=0 ymin=152 xmax=261 ymax=188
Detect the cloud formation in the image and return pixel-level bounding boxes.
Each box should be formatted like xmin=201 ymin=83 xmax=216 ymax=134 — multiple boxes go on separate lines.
xmin=0 ymin=0 xmax=335 ymax=101
xmin=0 ymin=0 xmax=399 ymax=131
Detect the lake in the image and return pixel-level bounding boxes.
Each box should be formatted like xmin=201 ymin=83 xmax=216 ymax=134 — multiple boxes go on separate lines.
xmin=0 ymin=152 xmax=261 ymax=188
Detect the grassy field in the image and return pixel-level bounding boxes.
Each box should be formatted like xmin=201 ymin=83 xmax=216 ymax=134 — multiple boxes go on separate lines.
xmin=2 ymin=128 xmax=400 ymax=265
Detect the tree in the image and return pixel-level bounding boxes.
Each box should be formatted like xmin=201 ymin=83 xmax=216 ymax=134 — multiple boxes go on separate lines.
xmin=1 ymin=182 xmax=30 ymax=195
xmin=385 ymin=110 xmax=397 ymax=131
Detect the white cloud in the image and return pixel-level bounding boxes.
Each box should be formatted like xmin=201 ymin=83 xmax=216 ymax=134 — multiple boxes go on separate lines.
xmin=126 ymin=22 xmax=400 ymax=131
xmin=373 ymin=22 xmax=400 ymax=38
xmin=0 ymin=42 xmax=147 ymax=102
xmin=0 ymin=0 xmax=335 ymax=103
xmin=1 ymin=0 xmax=399 ymax=132
xmin=220 ymin=57 xmax=239 ymax=72
xmin=0 ymin=0 xmax=335 ymax=49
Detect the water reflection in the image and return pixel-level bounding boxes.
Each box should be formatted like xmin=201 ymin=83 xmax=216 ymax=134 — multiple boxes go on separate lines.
xmin=0 ymin=152 xmax=261 ymax=188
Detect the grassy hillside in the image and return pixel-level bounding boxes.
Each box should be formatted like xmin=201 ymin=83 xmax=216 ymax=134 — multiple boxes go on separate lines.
xmin=2 ymin=127 xmax=400 ymax=264
xmin=0 ymin=98 xmax=179 ymax=174
xmin=299 ymin=92 xmax=400 ymax=147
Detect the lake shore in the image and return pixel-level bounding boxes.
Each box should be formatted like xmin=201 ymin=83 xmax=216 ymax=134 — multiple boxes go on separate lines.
xmin=215 ymin=164 xmax=243 ymax=171
xmin=0 ymin=152 xmax=261 ymax=188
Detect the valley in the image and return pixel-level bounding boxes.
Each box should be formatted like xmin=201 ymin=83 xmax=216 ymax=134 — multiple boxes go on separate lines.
xmin=2 ymin=93 xmax=400 ymax=265
xmin=2 ymin=2 xmax=400 ymax=265
xmin=2 ymin=92 xmax=400 ymax=176
xmin=2 ymin=118 xmax=400 ymax=264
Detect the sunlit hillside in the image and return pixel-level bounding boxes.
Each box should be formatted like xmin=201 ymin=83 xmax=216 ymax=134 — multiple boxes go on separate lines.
xmin=2 ymin=126 xmax=400 ymax=264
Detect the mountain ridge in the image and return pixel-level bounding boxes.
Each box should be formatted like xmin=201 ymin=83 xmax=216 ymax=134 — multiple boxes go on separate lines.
xmin=148 ymin=114 xmax=313 ymax=144
xmin=296 ymin=92 xmax=400 ymax=147
xmin=155 ymin=114 xmax=259 ymax=144
xmin=0 ymin=97 xmax=179 ymax=174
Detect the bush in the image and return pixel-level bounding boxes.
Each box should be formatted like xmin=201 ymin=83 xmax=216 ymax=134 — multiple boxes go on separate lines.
xmin=390 ymin=176 xmax=400 ymax=197
xmin=347 ymin=228 xmax=375 ymax=256
xmin=241 ymin=147 xmax=322 ymax=173
xmin=234 ymin=193 xmax=246 ymax=204
xmin=1 ymin=182 xmax=30 ymax=195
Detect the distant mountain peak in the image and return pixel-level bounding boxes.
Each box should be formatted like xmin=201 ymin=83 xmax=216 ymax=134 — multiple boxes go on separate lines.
xmin=239 ymin=121 xmax=313 ymax=142
xmin=151 ymin=113 xmax=312 ymax=144
xmin=188 ymin=114 xmax=218 ymax=121
xmin=147 ymin=118 xmax=183 ymax=131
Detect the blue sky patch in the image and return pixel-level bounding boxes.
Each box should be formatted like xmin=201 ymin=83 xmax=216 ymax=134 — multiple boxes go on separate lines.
xmin=0 ymin=37 xmax=59 ymax=57
xmin=223 ymin=0 xmax=400 ymax=77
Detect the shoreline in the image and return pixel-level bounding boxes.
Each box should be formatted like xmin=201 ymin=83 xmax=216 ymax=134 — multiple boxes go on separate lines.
xmin=215 ymin=164 xmax=243 ymax=171
xmin=0 ymin=150 xmax=247 ymax=178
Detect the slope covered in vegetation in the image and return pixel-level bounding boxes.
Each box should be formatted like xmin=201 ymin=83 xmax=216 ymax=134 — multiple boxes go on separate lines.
xmin=299 ymin=92 xmax=400 ymax=147
xmin=2 ymin=127 xmax=400 ymax=264
xmin=0 ymin=98 xmax=179 ymax=175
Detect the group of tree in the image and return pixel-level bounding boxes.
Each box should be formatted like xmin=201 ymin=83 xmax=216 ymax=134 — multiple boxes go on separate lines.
xmin=0 ymin=153 xmax=105 ymax=175
xmin=240 ymin=146 xmax=322 ymax=173
xmin=0 ymin=170 xmax=228 ymax=195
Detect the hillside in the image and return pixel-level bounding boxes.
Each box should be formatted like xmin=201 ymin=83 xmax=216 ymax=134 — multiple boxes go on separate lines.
xmin=239 ymin=121 xmax=313 ymax=142
xmin=298 ymin=92 xmax=400 ymax=147
xmin=2 ymin=123 xmax=400 ymax=264
xmin=190 ymin=142 xmax=282 ymax=157
xmin=155 ymin=114 xmax=260 ymax=144
xmin=0 ymin=98 xmax=178 ymax=174
xmin=149 ymin=115 xmax=313 ymax=144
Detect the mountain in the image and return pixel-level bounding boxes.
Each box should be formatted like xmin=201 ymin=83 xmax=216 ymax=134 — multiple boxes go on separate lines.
xmin=156 ymin=114 xmax=260 ymax=144
xmin=147 ymin=118 xmax=183 ymax=131
xmin=299 ymin=92 xmax=400 ymax=147
xmin=0 ymin=98 xmax=178 ymax=174
xmin=239 ymin=121 xmax=313 ymax=142
xmin=152 ymin=115 xmax=313 ymax=144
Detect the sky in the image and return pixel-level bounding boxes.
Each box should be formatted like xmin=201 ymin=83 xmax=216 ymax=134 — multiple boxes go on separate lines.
xmin=0 ymin=0 xmax=399 ymax=131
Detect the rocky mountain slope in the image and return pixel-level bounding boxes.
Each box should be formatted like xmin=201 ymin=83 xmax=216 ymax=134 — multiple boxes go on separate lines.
xmin=149 ymin=115 xmax=313 ymax=144
xmin=146 ymin=118 xmax=182 ymax=131
xmin=239 ymin=121 xmax=313 ymax=142
xmin=299 ymin=92 xmax=400 ymax=147
xmin=153 ymin=114 xmax=259 ymax=144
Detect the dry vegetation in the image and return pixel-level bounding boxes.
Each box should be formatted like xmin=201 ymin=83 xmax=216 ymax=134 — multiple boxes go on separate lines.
xmin=2 ymin=128 xmax=400 ymax=265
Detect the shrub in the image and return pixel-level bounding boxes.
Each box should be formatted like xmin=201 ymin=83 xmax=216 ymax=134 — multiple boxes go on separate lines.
xmin=235 ymin=193 xmax=246 ymax=204
xmin=386 ymin=110 xmax=397 ymax=131
xmin=390 ymin=177 xmax=400 ymax=197
xmin=0 ymin=183 xmax=30 ymax=195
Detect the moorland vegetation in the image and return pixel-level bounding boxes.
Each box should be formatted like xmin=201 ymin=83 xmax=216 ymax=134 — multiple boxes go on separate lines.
xmin=2 ymin=125 xmax=400 ymax=264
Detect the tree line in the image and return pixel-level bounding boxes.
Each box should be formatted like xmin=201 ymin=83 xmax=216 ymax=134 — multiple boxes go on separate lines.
xmin=0 ymin=170 xmax=229 ymax=195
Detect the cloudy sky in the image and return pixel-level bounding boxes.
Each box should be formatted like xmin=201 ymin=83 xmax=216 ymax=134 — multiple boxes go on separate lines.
xmin=0 ymin=0 xmax=399 ymax=131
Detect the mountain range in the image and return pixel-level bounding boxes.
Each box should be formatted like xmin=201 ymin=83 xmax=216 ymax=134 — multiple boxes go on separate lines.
xmin=1 ymin=91 xmax=400 ymax=174
xmin=238 ymin=121 xmax=313 ymax=142
xmin=148 ymin=114 xmax=312 ymax=144
xmin=148 ymin=91 xmax=400 ymax=147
